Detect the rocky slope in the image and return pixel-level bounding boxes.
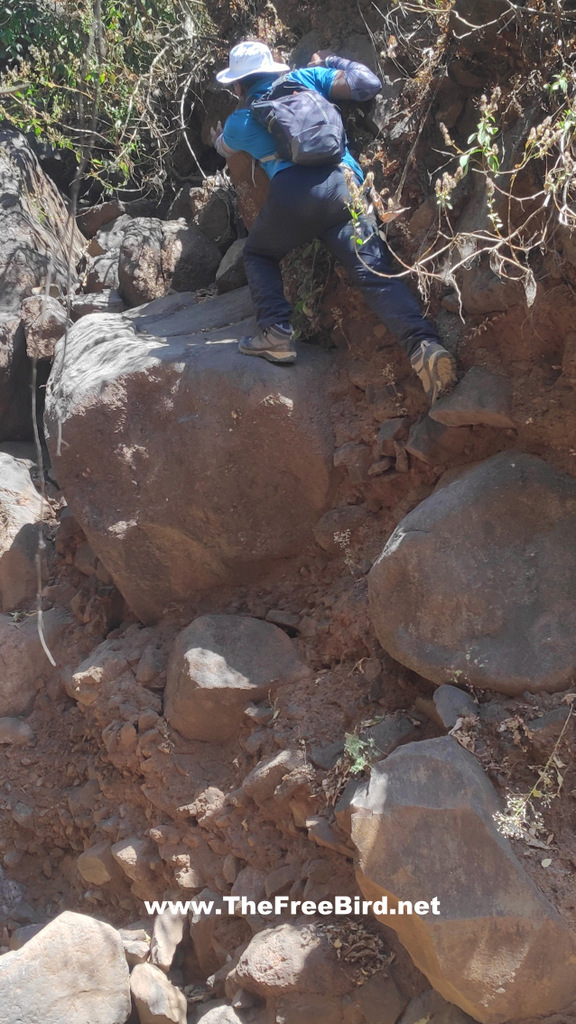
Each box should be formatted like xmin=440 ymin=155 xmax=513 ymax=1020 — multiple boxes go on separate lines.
xmin=2 ymin=2 xmax=576 ymax=1023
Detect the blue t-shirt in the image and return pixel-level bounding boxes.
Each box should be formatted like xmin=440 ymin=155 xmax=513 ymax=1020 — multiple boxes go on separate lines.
xmin=222 ymin=67 xmax=364 ymax=182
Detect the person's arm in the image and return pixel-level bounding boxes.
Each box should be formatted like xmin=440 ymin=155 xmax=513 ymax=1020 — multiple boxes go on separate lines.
xmin=210 ymin=120 xmax=239 ymax=159
xmin=307 ymin=51 xmax=381 ymax=102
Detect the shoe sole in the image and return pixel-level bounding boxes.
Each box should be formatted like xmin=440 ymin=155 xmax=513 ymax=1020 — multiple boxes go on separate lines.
xmin=238 ymin=340 xmax=296 ymax=365
xmin=427 ymin=349 xmax=457 ymax=401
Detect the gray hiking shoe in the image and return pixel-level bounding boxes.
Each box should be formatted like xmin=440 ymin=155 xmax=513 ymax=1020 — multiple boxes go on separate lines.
xmin=238 ymin=323 xmax=296 ymax=365
xmin=410 ymin=340 xmax=457 ymax=403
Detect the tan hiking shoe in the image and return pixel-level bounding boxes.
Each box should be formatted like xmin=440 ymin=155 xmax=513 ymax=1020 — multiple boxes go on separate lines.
xmin=410 ymin=340 xmax=457 ymax=403
xmin=238 ymin=324 xmax=296 ymax=365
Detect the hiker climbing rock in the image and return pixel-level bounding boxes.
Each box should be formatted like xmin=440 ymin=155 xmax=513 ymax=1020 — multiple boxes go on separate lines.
xmin=211 ymin=40 xmax=457 ymax=403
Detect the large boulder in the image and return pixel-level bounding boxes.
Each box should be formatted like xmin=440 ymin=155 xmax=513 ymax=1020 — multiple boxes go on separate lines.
xmin=0 ymin=910 xmax=131 ymax=1024
xmin=44 ymin=288 xmax=333 ymax=622
xmin=349 ymin=737 xmax=576 ymax=1024
xmin=368 ymin=451 xmax=576 ymax=695
xmin=165 ymin=614 xmax=310 ymax=742
xmin=0 ymin=131 xmax=84 ymax=439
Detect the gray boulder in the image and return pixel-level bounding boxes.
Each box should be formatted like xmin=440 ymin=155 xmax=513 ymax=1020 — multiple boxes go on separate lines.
xmin=84 ymin=251 xmax=120 ymax=293
xmin=77 ymin=199 xmax=125 ymax=237
xmin=350 ymin=737 xmax=576 ymax=1024
xmin=44 ymin=288 xmax=333 ymax=622
xmin=118 ymin=217 xmax=221 ymax=306
xmin=0 ymin=910 xmax=131 ymax=1024
xmin=70 ymin=288 xmax=126 ymax=319
xmin=368 ymin=451 xmax=576 ymax=695
xmin=165 ymin=615 xmax=310 ymax=742
xmin=429 ymin=366 xmax=515 ymax=429
xmin=433 ymin=684 xmax=478 ymax=729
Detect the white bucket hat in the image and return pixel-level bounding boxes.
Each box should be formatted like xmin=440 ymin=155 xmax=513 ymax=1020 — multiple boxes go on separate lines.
xmin=216 ymin=41 xmax=289 ymax=83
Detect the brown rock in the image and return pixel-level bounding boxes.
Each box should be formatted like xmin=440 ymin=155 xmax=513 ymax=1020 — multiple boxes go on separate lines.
xmin=242 ymin=749 xmax=307 ymax=805
xmin=45 ymin=288 xmax=334 ymax=621
xmin=226 ymin=918 xmax=353 ymax=1000
xmin=275 ymin=993 xmax=342 ymax=1024
xmin=449 ymin=0 xmax=515 ymax=53
xmin=265 ymin=864 xmax=298 ymax=898
xmin=562 ymin=331 xmax=576 ymax=383
xmin=369 ymin=450 xmax=576 ymax=695
xmin=111 ymin=836 xmax=156 ymax=885
xmin=398 ymin=989 xmax=477 ymax=1024
xmin=230 ymin=867 xmax=267 ymax=913
xmin=368 ymin=457 xmax=393 ymax=476
xmin=312 ymin=505 xmax=367 ymax=553
xmin=165 ymin=615 xmax=310 ymax=742
xmin=0 ymin=718 xmax=34 ymax=746
xmin=459 ymin=259 xmax=523 ymax=315
xmin=429 ymin=367 xmax=515 ymax=428
xmin=376 ymin=416 xmax=411 ymax=455
xmin=306 ymin=815 xmax=353 ymax=858
xmin=333 ymin=442 xmax=372 ymax=481
xmin=77 ymin=200 xmax=125 ymax=237
xmin=0 ymin=609 xmax=70 ymax=716
xmin=348 ymin=969 xmax=407 ymax=1024
xmin=189 ymin=888 xmax=227 ymax=976
xmin=350 ymin=737 xmax=576 ymax=1024
xmin=21 ymin=294 xmax=70 ymax=360
xmin=0 ymin=451 xmax=45 ymax=612
xmin=405 ymin=415 xmax=471 ymax=465
xmin=77 ymin=839 xmax=116 ymax=885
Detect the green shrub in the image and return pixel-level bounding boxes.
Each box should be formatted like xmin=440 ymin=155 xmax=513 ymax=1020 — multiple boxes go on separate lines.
xmin=0 ymin=0 xmax=217 ymax=191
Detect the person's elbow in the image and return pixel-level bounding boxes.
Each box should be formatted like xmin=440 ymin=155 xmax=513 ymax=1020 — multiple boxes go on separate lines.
xmin=329 ymin=65 xmax=382 ymax=103
xmin=356 ymin=69 xmax=382 ymax=102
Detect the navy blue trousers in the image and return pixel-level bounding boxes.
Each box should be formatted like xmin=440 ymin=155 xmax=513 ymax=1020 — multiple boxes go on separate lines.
xmin=242 ymin=164 xmax=440 ymax=359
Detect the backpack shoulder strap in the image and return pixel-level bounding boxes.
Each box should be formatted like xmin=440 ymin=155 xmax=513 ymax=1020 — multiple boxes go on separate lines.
xmin=266 ymin=73 xmax=310 ymax=99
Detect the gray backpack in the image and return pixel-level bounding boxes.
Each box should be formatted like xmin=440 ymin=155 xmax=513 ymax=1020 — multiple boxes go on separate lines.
xmin=250 ymin=75 xmax=347 ymax=166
